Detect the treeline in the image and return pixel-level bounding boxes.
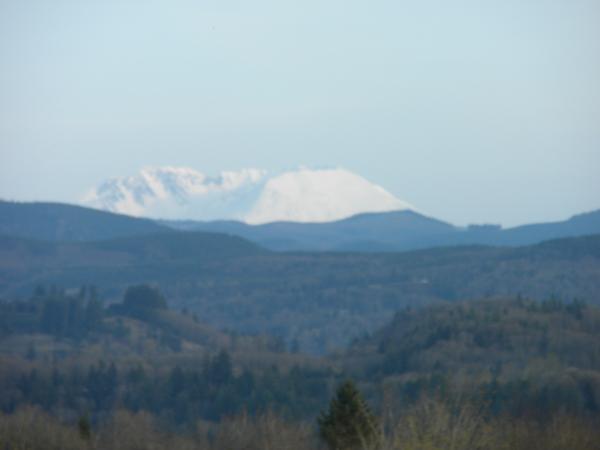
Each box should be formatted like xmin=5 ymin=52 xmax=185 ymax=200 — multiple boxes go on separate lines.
xmin=1 ymin=399 xmax=599 ymax=450
xmin=1 ymin=352 xmax=330 ymax=424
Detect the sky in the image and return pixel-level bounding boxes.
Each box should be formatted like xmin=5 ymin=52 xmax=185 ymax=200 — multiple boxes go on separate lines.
xmin=0 ymin=0 xmax=599 ymax=227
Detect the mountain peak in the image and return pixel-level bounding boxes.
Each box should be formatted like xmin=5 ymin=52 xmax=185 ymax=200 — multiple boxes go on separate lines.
xmin=82 ymin=166 xmax=413 ymax=224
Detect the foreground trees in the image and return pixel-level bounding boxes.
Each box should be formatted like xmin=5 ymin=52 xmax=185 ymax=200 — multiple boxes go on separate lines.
xmin=2 ymin=401 xmax=600 ymax=450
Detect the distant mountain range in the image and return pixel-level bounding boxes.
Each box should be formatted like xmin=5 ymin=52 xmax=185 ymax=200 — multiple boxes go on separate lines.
xmin=2 ymin=200 xmax=600 ymax=252
xmin=163 ymin=209 xmax=600 ymax=251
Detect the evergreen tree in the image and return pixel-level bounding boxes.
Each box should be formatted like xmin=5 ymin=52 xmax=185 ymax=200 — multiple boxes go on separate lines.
xmin=78 ymin=413 xmax=92 ymax=441
xmin=318 ymin=380 xmax=380 ymax=450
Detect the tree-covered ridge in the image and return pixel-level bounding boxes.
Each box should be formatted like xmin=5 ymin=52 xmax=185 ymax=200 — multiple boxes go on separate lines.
xmin=347 ymin=297 xmax=600 ymax=374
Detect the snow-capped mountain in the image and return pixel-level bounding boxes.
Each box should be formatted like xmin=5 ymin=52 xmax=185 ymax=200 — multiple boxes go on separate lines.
xmin=82 ymin=167 xmax=413 ymax=224
xmin=245 ymin=169 xmax=411 ymax=224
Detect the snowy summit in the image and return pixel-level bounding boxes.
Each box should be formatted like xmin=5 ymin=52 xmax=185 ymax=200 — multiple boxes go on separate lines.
xmin=82 ymin=167 xmax=413 ymax=224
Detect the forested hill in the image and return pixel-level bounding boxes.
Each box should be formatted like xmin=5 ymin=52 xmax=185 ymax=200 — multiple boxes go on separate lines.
xmin=342 ymin=297 xmax=600 ymax=380
xmin=338 ymin=297 xmax=600 ymax=420
xmin=0 ymin=200 xmax=170 ymax=241
xmin=0 ymin=285 xmax=329 ymax=425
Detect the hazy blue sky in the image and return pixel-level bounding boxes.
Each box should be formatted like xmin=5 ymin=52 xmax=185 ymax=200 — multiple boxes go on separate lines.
xmin=1 ymin=0 xmax=598 ymax=226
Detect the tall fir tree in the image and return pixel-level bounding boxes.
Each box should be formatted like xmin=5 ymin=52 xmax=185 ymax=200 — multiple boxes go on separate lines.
xmin=78 ymin=413 xmax=92 ymax=441
xmin=318 ymin=380 xmax=380 ymax=450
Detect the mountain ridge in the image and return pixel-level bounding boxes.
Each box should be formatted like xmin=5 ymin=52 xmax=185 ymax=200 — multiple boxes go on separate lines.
xmin=165 ymin=208 xmax=600 ymax=251
xmin=0 ymin=200 xmax=170 ymax=242
xmin=2 ymin=200 xmax=600 ymax=252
